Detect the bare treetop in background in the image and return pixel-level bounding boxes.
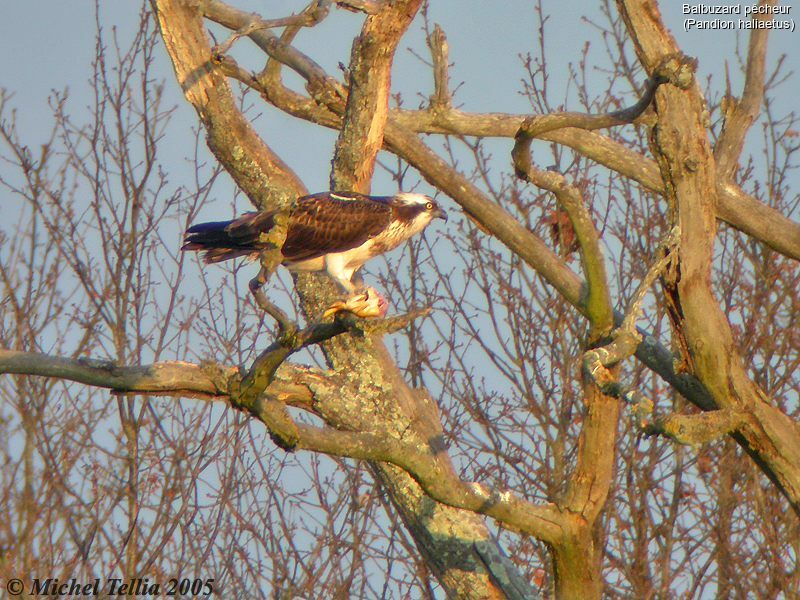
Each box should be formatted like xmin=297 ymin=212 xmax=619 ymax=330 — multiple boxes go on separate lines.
xmin=1 ymin=0 xmax=798 ymax=597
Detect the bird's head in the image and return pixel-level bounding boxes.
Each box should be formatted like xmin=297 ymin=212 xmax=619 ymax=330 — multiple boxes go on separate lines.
xmin=393 ymin=193 xmax=448 ymax=229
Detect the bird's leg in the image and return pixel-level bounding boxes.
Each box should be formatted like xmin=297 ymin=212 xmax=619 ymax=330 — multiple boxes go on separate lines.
xmin=350 ymin=269 xmax=389 ymax=316
xmin=350 ymin=270 xmax=366 ymax=293
xmin=326 ymin=259 xmax=358 ymax=296
xmin=249 ymin=265 xmax=295 ymax=335
xmin=321 ymin=258 xmax=389 ymax=319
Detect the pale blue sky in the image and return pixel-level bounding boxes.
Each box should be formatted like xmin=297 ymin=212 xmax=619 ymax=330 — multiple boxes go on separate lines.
xmin=1 ymin=2 xmax=797 ymax=596
xmin=5 ymin=1 xmax=794 ymax=197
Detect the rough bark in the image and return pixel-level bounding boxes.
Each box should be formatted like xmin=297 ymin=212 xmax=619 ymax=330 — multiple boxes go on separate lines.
xmin=306 ymin=2 xmax=537 ymax=595
xmin=152 ymin=0 xmax=305 ymax=210
xmin=152 ymin=1 xmax=539 ymax=597
xmin=5 ymin=0 xmax=797 ymax=596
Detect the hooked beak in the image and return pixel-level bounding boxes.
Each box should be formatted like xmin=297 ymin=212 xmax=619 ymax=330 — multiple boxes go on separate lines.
xmin=433 ymin=207 xmax=448 ymax=222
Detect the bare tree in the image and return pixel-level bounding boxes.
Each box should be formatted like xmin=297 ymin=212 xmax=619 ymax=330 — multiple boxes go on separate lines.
xmin=1 ymin=0 xmax=798 ymax=598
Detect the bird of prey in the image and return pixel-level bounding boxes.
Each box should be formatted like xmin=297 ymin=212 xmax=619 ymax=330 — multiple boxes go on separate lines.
xmin=182 ymin=191 xmax=447 ymax=317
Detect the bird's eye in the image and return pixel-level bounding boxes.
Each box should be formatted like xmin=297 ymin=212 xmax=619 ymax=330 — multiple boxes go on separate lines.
xmin=425 ymin=202 xmax=434 ymax=210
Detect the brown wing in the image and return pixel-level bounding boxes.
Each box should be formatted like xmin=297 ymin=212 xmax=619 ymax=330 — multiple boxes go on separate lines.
xmin=281 ymin=192 xmax=392 ymax=262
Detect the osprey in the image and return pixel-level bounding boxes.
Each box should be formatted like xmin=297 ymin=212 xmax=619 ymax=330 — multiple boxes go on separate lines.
xmin=182 ymin=191 xmax=447 ymax=315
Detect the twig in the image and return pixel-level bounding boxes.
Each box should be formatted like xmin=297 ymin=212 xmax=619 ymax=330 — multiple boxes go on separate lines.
xmin=582 ymin=228 xmax=681 ymax=425
xmin=427 ymin=24 xmax=450 ymax=110
xmin=246 ymin=207 xmax=295 ymax=333
xmin=619 ymin=227 xmax=680 ymax=335
xmin=249 ymin=271 xmax=296 ymax=335
xmin=335 ymin=0 xmax=382 ymax=14
xmin=510 ymin=56 xmax=693 ymax=180
xmin=211 ymin=0 xmax=331 ymax=56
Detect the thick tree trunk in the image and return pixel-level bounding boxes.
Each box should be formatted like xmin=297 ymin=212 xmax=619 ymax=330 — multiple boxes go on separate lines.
xmin=616 ymin=0 xmax=800 ymax=518
xmin=152 ymin=1 xmax=537 ymax=597
xmin=551 ymin=527 xmax=603 ymax=600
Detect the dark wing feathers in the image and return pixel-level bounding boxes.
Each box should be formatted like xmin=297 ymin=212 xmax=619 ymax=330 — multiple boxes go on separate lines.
xmin=281 ymin=194 xmax=391 ymax=261
xmin=182 ymin=192 xmax=391 ymax=264
xmin=182 ymin=211 xmax=277 ymax=264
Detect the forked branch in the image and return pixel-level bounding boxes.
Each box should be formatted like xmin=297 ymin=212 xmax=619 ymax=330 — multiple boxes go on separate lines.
xmin=510 ymin=57 xmax=692 ymax=180
xmin=583 ymin=228 xmax=680 ymax=424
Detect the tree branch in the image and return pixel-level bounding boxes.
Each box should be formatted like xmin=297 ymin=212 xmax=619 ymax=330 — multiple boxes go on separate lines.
xmin=231 ymin=308 xmax=431 ymax=412
xmin=0 ymin=349 xmax=234 ymax=399
xmin=178 ymin=1 xmax=543 ymax=596
xmin=714 ymin=0 xmax=774 ymax=180
xmin=330 ymin=0 xmax=422 ymax=192
xmin=512 ymin=164 xmax=614 ymax=337
xmin=203 ymin=0 xmax=800 ymax=262
xmin=211 ymin=0 xmax=331 ymax=56
xmin=153 ymin=0 xmax=306 ymax=210
xmin=644 ymin=409 xmax=749 ymax=446
xmin=512 ymin=68 xmax=672 ymax=160
xmin=617 ymin=0 xmax=800 ymax=518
